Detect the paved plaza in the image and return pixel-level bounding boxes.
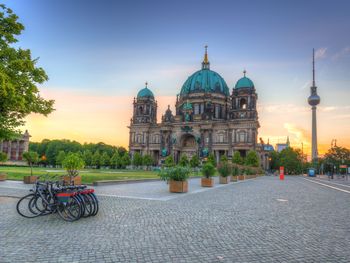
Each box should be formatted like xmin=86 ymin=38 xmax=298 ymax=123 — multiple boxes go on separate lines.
xmin=1 ymin=176 xmax=350 ymax=262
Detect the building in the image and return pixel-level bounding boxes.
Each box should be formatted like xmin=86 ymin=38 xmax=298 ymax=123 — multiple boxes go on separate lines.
xmin=0 ymin=130 xmax=30 ymax=161
xmin=276 ymin=137 xmax=290 ymax=152
xmin=128 ymin=47 xmax=269 ymax=168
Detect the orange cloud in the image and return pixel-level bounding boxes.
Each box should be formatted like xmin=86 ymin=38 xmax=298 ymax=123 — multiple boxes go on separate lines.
xmin=25 ymin=88 xmax=175 ymax=148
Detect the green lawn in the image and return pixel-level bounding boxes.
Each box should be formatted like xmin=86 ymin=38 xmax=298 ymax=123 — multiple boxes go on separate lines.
xmin=0 ymin=166 xmax=159 ymax=184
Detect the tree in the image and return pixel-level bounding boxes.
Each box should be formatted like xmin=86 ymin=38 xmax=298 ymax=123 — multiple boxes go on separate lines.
xmin=55 ymin=151 xmax=66 ymax=167
xmin=132 ymin=152 xmax=143 ymax=168
xmin=0 ymin=5 xmax=54 ymax=140
xmin=164 ymin=156 xmax=175 ymax=167
xmin=324 ymin=146 xmax=350 ymax=173
xmin=232 ymin=151 xmax=244 ymax=165
xmin=279 ymin=147 xmax=302 ymax=175
xmin=245 ymin=150 xmax=260 ymax=167
xmin=120 ymin=154 xmax=131 ymax=169
xmin=190 ymin=155 xmax=200 ymax=168
xmin=142 ymin=154 xmax=154 ymax=169
xmin=269 ymin=151 xmax=280 ymax=171
xmin=91 ymin=151 xmax=101 ymax=168
xmin=179 ymin=155 xmax=189 ymax=167
xmin=110 ymin=151 xmax=120 ymax=169
xmin=100 ymin=152 xmax=110 ymax=167
xmin=62 ymin=153 xmax=85 ymax=182
xmin=83 ymin=150 xmax=93 ymax=167
xmin=22 ymin=151 xmax=39 ymax=176
xmin=207 ymin=153 xmax=216 ymax=167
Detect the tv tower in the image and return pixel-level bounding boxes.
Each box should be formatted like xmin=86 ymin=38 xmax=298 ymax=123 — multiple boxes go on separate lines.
xmin=308 ymin=49 xmax=321 ymax=161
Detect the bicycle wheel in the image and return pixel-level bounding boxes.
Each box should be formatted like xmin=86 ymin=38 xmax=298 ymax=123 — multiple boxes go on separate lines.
xmin=88 ymin=193 xmax=99 ymax=216
xmin=57 ymin=196 xmax=82 ymax=222
xmin=81 ymin=193 xmax=94 ymax=217
xmin=34 ymin=193 xmax=54 ymax=215
xmin=17 ymin=194 xmax=41 ymax=218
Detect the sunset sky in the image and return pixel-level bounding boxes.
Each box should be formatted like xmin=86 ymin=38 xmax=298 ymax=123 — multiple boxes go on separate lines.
xmin=5 ymin=0 xmax=350 ymax=157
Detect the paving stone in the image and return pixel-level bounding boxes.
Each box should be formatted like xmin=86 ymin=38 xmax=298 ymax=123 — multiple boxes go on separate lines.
xmin=0 ymin=176 xmax=349 ymax=262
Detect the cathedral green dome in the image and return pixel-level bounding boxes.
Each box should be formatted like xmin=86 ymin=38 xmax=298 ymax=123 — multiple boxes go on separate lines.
xmin=235 ymin=71 xmax=254 ymax=89
xmin=180 ymin=69 xmax=230 ymax=96
xmin=180 ymin=46 xmax=230 ymax=97
xmin=137 ymin=83 xmax=154 ymax=99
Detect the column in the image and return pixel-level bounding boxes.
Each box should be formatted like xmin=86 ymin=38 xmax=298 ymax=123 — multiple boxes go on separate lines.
xmin=15 ymin=140 xmax=19 ymax=160
xmin=7 ymin=141 xmax=11 ymax=160
xmin=228 ymin=129 xmax=233 ymax=157
xmin=208 ymin=130 xmax=213 ymax=152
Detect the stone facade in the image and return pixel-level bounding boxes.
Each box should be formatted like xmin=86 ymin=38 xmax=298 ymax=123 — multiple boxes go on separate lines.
xmin=129 ymin=48 xmax=269 ymax=168
xmin=0 ymin=130 xmax=30 ymax=161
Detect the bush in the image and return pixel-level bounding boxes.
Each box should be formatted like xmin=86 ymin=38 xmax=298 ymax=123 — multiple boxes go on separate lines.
xmin=207 ymin=153 xmax=216 ymax=167
xmin=158 ymin=166 xmax=191 ymax=182
xmin=201 ymin=162 xmax=216 ymax=178
xmin=231 ymin=165 xmax=239 ymax=176
xmin=132 ymin=152 xmax=143 ymax=167
xmin=232 ymin=151 xmax=244 ymax=165
xmin=245 ymin=150 xmax=259 ymax=167
xmin=190 ymin=155 xmax=200 ymax=168
xmin=142 ymin=154 xmax=154 ymax=168
xmin=179 ymin=155 xmax=189 ymax=167
xmin=220 ymin=155 xmax=228 ymax=162
xmin=217 ymin=162 xmax=232 ymax=177
xmin=0 ymin=152 xmax=8 ymax=163
xmin=164 ymin=155 xmax=175 ymax=167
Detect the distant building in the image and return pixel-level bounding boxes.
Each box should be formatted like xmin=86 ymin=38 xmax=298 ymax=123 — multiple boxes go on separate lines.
xmin=276 ymin=136 xmax=290 ymax=152
xmin=0 ymin=130 xmax=30 ymax=161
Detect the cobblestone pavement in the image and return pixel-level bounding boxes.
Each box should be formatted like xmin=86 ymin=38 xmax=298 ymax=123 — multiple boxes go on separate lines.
xmin=1 ymin=176 xmax=350 ymax=262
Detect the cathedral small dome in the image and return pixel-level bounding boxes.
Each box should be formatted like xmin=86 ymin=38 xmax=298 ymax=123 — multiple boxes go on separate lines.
xmin=137 ymin=82 xmax=154 ymax=99
xmin=235 ymin=70 xmax=255 ymax=89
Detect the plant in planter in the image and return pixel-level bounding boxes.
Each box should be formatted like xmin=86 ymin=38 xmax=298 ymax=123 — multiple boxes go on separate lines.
xmin=217 ymin=161 xmax=232 ymax=184
xmin=201 ymin=162 xmax=216 ymax=187
xmin=231 ymin=165 xmax=239 ymax=182
xmin=238 ymin=168 xmax=246 ymax=180
xmin=0 ymin=152 xmax=8 ymax=181
xmin=22 ymin=151 xmax=39 ymax=184
xmin=159 ymin=166 xmax=190 ymax=193
xmin=62 ymin=153 xmax=85 ymax=185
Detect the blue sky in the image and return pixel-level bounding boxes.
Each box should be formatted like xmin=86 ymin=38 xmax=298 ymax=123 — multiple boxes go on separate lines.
xmin=4 ymin=0 xmax=350 ymax=152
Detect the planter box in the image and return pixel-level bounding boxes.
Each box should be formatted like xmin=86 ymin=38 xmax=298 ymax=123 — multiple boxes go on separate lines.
xmin=169 ymin=180 xmax=188 ymax=193
xmin=201 ymin=177 xmax=214 ymax=187
xmin=23 ymin=176 xmax=38 ymax=184
xmin=63 ymin=176 xmax=82 ymax=186
xmin=238 ymin=175 xmax=245 ymax=180
xmin=219 ymin=176 xmax=230 ymax=184
xmin=231 ymin=175 xmax=238 ymax=182
xmin=0 ymin=173 xmax=7 ymax=181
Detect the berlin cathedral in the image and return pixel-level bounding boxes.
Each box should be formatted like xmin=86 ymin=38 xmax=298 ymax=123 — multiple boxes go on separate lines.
xmin=128 ymin=47 xmax=270 ymax=169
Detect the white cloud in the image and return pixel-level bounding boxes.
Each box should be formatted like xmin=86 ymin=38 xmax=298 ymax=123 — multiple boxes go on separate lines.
xmin=332 ymin=46 xmax=350 ymax=60
xmin=315 ymin=47 xmax=327 ymax=59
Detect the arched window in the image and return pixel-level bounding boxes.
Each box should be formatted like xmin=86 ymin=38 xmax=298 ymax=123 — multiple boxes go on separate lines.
xmin=136 ymin=134 xmax=142 ymax=143
xmin=138 ymin=106 xmax=143 ymax=114
xmin=238 ymin=131 xmax=246 ymax=143
xmin=240 ymin=98 xmax=247 ymax=109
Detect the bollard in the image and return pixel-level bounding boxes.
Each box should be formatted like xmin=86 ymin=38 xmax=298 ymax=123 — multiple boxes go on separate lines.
xmin=279 ymin=166 xmax=284 ymax=180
